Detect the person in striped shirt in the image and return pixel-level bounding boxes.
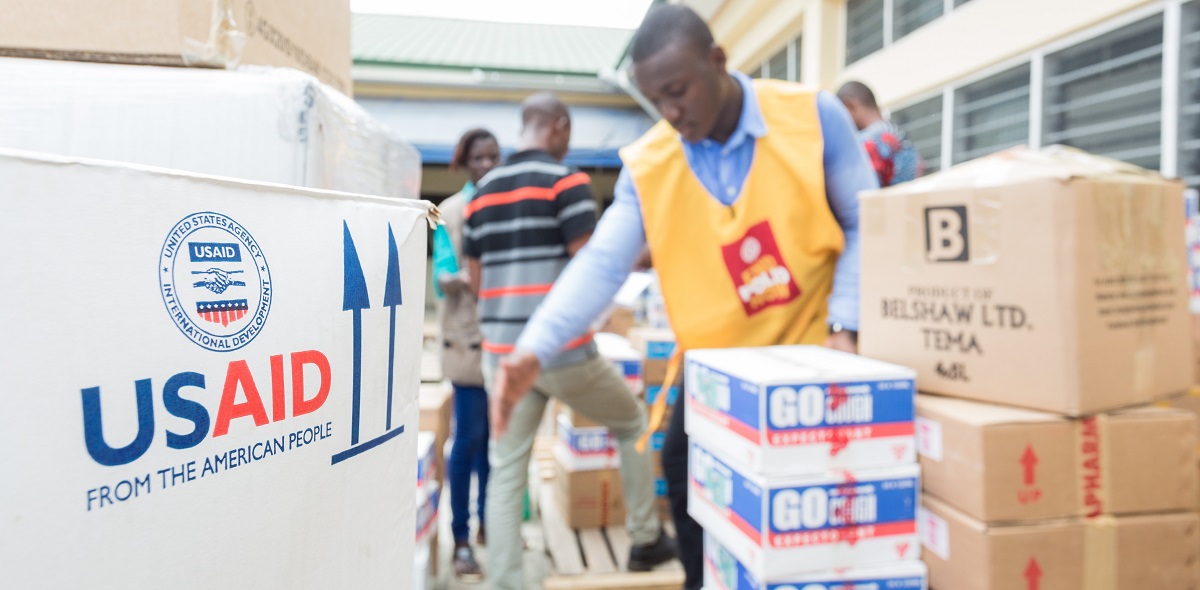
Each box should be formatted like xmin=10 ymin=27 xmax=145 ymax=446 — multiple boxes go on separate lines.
xmin=463 ymin=93 xmax=676 ymax=589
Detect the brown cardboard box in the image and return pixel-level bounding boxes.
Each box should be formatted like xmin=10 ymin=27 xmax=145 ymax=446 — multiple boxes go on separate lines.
xmin=1158 ymin=391 xmax=1200 ymax=510
xmin=419 ymin=381 xmax=454 ymax=486
xmin=860 ymin=147 xmax=1191 ymax=415
xmin=600 ymin=306 xmax=635 ymax=337
xmin=1193 ymin=314 xmax=1200 ymax=386
xmin=0 ymin=0 xmax=351 ymax=93
xmin=553 ymin=458 xmax=626 ymax=528
xmin=917 ymin=395 xmax=1198 ymax=523
xmin=920 ymin=495 xmax=1199 ymax=590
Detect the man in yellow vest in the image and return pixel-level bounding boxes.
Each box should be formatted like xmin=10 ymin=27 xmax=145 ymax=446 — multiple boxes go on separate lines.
xmin=490 ymin=5 xmax=878 ymax=588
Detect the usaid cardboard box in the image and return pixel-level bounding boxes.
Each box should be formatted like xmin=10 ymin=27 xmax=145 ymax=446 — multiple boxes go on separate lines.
xmin=860 ymin=147 xmax=1191 ymax=415
xmin=920 ymin=495 xmax=1200 ymax=590
xmin=703 ymin=531 xmax=927 ymax=590
xmin=0 ymin=58 xmax=420 ymax=200
xmin=685 ymin=346 xmax=916 ymax=474
xmin=596 ymin=332 xmax=644 ymax=395
xmin=688 ymin=441 xmax=921 ymax=578
xmin=0 ymin=149 xmax=433 ymax=588
xmin=0 ymin=0 xmax=351 ymax=92
xmin=917 ymin=395 xmax=1198 ymax=522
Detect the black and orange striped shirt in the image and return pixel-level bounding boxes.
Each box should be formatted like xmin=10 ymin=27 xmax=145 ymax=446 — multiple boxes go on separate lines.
xmin=463 ymin=150 xmax=598 ymax=368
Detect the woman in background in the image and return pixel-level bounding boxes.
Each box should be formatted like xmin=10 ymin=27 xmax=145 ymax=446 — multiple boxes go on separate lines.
xmin=433 ymin=128 xmax=501 ymax=583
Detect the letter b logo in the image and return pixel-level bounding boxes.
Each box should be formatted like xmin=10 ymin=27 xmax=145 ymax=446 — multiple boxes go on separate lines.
xmin=925 ymin=206 xmax=969 ymax=263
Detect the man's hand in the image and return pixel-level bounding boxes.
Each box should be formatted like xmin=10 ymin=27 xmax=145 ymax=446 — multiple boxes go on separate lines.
xmin=824 ymin=330 xmax=858 ymax=354
xmin=491 ymin=350 xmax=542 ymax=438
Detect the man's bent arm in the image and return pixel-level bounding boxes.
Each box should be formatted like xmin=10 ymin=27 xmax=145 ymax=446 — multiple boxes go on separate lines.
xmin=818 ymin=91 xmax=878 ymax=332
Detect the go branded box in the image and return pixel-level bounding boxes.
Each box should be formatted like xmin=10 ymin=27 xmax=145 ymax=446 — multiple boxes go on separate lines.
xmin=689 ymin=441 xmax=921 ymax=578
xmin=704 ymin=531 xmax=927 ymax=590
xmin=685 ymin=346 xmax=916 ymax=474
xmin=555 ymin=413 xmax=664 ymax=471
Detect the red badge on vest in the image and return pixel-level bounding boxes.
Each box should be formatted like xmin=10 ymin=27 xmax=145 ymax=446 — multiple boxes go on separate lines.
xmin=720 ymin=220 xmax=801 ymax=315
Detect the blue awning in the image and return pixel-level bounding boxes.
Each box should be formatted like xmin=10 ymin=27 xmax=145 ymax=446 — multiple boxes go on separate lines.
xmin=357 ymin=98 xmax=653 ymax=169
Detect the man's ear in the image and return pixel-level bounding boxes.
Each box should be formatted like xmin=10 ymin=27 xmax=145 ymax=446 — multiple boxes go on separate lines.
xmin=709 ymin=43 xmax=727 ymax=71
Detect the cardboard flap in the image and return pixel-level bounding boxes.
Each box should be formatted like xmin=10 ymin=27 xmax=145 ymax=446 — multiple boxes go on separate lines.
xmin=863 ymin=145 xmax=1176 ymax=200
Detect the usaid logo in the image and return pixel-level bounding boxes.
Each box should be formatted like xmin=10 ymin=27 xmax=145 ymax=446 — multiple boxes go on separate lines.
xmin=924 ymin=205 xmax=969 ymax=263
xmin=159 ymin=212 xmax=272 ymax=352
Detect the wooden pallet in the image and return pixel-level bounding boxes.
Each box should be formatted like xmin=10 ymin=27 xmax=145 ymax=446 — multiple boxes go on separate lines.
xmin=539 ymin=482 xmax=684 ymax=590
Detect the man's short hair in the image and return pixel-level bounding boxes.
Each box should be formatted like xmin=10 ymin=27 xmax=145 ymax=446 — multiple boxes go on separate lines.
xmin=836 ymin=81 xmax=879 ymax=110
xmin=630 ymin=4 xmax=714 ymax=62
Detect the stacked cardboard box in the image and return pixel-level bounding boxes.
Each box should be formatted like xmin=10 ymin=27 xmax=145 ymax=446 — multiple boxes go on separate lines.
xmin=415 ymin=432 xmax=440 ymax=583
xmin=551 ymin=336 xmax=637 ymax=528
xmin=419 ymin=382 xmax=454 ymax=488
xmin=0 ymin=57 xmax=419 ymax=200
xmin=629 ymin=328 xmax=680 ymax=520
xmin=0 ymin=0 xmax=352 ymax=93
xmin=860 ymin=147 xmax=1198 ymax=589
xmin=916 ymin=396 xmax=1199 ymax=589
xmin=685 ymin=346 xmax=924 ymax=587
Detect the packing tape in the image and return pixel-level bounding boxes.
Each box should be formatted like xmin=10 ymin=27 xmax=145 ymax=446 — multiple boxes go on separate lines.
xmin=181 ymin=0 xmax=248 ymax=69
xmin=1082 ymin=515 xmax=1119 ymax=590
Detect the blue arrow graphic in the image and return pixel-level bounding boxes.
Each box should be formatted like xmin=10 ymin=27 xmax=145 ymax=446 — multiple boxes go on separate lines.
xmin=383 ymin=224 xmax=403 ymax=431
xmin=343 ymin=221 xmax=370 ymax=446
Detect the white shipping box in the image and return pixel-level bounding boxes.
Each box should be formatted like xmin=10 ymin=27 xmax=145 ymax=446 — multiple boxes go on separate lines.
xmin=685 ymin=346 xmax=916 ymax=474
xmin=0 ymin=57 xmax=420 ymax=199
xmin=0 ymin=149 xmax=433 ymax=588
xmin=688 ymin=440 xmax=921 ymax=578
xmin=554 ymin=413 xmax=665 ymax=471
xmin=703 ymin=531 xmax=927 ymax=590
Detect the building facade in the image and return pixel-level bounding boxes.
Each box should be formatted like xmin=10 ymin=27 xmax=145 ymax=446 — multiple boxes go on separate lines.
xmin=687 ymin=0 xmax=1199 ymax=187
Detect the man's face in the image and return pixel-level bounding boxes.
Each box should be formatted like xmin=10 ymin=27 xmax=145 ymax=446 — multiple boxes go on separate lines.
xmin=840 ymin=98 xmax=868 ymax=131
xmin=633 ymin=40 xmax=727 ymax=144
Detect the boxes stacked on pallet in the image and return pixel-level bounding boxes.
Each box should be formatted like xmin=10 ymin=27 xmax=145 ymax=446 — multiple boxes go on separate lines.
xmin=414 ymin=432 xmax=440 ymax=589
xmin=860 ymin=147 xmax=1200 ymax=589
xmin=629 ymin=327 xmax=680 ymax=521
xmin=685 ymin=346 xmax=925 ymax=588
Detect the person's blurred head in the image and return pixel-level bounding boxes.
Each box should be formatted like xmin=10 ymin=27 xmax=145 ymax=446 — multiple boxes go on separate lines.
xmin=520 ymin=93 xmax=571 ymax=161
xmin=450 ymin=128 xmax=500 ymax=185
xmin=836 ymin=81 xmax=882 ymax=131
xmin=629 ymin=4 xmax=736 ymax=144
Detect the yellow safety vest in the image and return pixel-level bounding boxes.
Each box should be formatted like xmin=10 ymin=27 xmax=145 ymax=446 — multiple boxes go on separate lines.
xmin=620 ymin=80 xmax=844 ymax=447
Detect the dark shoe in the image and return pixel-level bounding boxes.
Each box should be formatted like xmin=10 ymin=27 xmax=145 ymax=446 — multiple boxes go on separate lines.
xmin=476 ymin=525 xmax=486 ymax=547
xmin=627 ymin=530 xmax=677 ymax=572
xmin=453 ymin=544 xmax=485 ymax=583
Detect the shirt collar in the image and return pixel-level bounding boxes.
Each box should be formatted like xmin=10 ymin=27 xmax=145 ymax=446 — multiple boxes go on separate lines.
xmin=684 ymin=71 xmax=767 ymax=153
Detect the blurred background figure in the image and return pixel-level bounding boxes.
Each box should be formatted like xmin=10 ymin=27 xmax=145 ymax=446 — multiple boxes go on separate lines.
xmin=838 ymin=81 xmax=924 ymax=187
xmin=433 ymin=127 xmax=501 ymax=583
